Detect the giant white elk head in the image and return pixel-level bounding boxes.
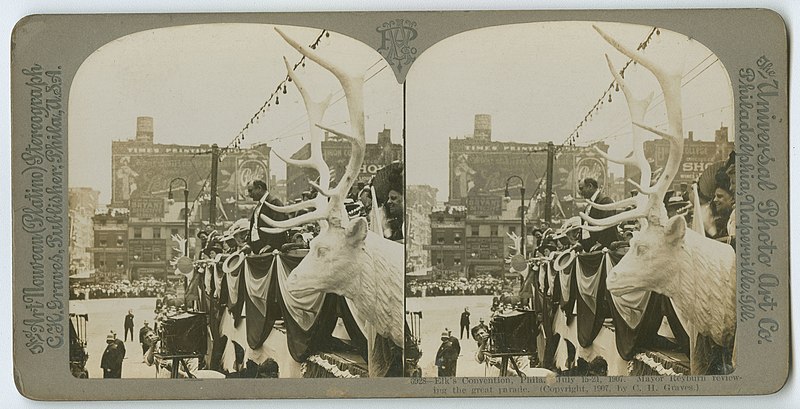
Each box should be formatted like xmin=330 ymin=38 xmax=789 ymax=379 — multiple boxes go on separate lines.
xmin=580 ymin=26 xmax=691 ymax=297
xmin=259 ymin=28 xmax=369 ymax=298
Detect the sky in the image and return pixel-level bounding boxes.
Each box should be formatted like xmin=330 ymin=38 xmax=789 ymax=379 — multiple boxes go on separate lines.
xmin=68 ymin=23 xmax=403 ymax=205
xmin=68 ymin=21 xmax=733 ymax=205
xmin=405 ymin=21 xmax=733 ymax=201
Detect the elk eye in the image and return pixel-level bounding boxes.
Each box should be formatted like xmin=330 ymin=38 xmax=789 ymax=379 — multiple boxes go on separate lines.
xmin=316 ymin=247 xmax=329 ymax=257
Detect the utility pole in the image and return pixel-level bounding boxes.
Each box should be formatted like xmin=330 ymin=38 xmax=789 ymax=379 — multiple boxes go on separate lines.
xmin=544 ymin=142 xmax=554 ymax=226
xmin=210 ymin=144 xmax=220 ymax=228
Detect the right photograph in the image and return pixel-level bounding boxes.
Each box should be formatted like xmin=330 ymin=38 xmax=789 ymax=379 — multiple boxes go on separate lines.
xmin=404 ymin=21 xmax=735 ymax=378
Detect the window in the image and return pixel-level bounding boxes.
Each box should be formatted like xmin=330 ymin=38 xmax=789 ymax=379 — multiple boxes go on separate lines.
xmin=437 ymin=217 xmax=444 ymax=223
xmin=99 ymin=239 xmax=107 ymax=247
xmin=509 ymin=226 xmax=516 ymax=234
xmin=454 ymin=233 xmax=462 ymax=245
xmin=436 ymin=257 xmax=443 ymax=266
xmin=133 ymin=227 xmax=142 ymax=239
xmin=454 ymin=257 xmax=462 ymax=265
xmin=153 ymin=228 xmax=161 ymax=239
xmin=491 ymin=225 xmax=499 ymax=236
xmin=454 ymin=216 xmax=461 ymax=223
xmin=154 ymin=253 xmax=162 ymax=261
xmin=116 ymin=261 xmax=124 ymax=269
xmin=471 ymin=225 xmax=479 ymax=236
xmin=437 ymin=236 xmax=445 ymax=245
xmin=98 ymin=260 xmax=105 ymax=268
xmin=171 ymin=228 xmax=179 ymax=237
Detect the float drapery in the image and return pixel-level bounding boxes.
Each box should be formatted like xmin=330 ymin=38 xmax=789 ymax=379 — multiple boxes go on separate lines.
xmin=206 ymin=253 xmax=368 ymax=363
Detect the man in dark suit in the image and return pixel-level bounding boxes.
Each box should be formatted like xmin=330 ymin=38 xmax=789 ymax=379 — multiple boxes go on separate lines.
xmin=243 ymin=180 xmax=289 ymax=254
xmin=578 ymin=178 xmax=619 ymax=250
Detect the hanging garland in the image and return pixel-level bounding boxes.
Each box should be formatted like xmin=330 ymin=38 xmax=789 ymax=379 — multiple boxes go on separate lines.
xmin=628 ymin=352 xmax=684 ymax=376
xmin=558 ymin=27 xmax=660 ymax=150
xmin=304 ymin=354 xmax=362 ymax=378
xmin=219 ymin=29 xmax=330 ymax=161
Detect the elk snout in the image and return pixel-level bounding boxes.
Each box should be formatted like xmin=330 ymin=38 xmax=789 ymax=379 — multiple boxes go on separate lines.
xmin=286 ymin=266 xmax=325 ymax=298
xmin=605 ymin=265 xmax=640 ymax=296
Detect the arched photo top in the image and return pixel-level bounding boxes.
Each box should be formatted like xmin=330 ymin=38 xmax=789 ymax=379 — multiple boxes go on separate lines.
xmin=68 ymin=23 xmax=402 ymax=206
xmin=404 ymin=21 xmax=733 ymax=201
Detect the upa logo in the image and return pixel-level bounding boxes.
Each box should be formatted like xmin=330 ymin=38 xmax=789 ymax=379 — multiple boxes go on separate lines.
xmin=377 ymin=19 xmax=418 ymax=75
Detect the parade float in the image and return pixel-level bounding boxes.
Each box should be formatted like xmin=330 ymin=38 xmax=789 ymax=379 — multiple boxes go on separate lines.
xmin=156 ymin=27 xmax=405 ymax=379
xmin=522 ymin=26 xmax=736 ymax=377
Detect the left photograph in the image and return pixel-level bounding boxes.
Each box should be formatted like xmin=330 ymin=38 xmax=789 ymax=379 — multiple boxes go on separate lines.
xmin=67 ymin=24 xmax=404 ymax=379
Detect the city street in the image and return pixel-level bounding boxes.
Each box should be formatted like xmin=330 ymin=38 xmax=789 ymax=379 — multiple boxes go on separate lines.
xmin=406 ymin=295 xmax=495 ymax=377
xmin=70 ymin=298 xmax=160 ymax=379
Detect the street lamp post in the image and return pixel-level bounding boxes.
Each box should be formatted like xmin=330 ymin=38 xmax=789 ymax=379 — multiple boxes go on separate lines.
xmin=168 ymin=178 xmax=189 ymax=257
xmin=504 ymin=175 xmax=526 ymax=259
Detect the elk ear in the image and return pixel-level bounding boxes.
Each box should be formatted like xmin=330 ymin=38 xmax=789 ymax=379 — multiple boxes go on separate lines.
xmin=345 ymin=218 xmax=368 ymax=247
xmin=664 ymin=215 xmax=687 ymax=245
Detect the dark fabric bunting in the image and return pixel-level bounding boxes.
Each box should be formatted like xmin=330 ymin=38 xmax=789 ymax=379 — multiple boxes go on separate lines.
xmin=213 ymin=261 xmax=225 ymax=299
xmin=575 ymin=251 xmax=610 ymax=348
xmin=556 ymin=260 xmax=578 ymax=315
xmin=607 ymin=290 xmax=669 ymax=361
xmin=542 ymin=332 xmax=562 ymax=371
xmin=209 ymin=252 xmax=374 ymax=371
xmin=337 ymin=297 xmax=368 ymax=361
xmin=600 ymin=248 xmax=690 ymax=361
xmin=372 ymin=333 xmax=404 ymax=377
xmin=280 ymin=292 xmax=339 ymax=362
xmin=272 ymin=254 xmax=341 ymax=362
xmin=663 ymin=298 xmax=690 ymax=352
xmin=206 ymin=294 xmax=223 ymax=342
xmin=243 ymin=254 xmax=282 ymax=350
xmin=223 ymin=259 xmax=246 ymax=321
xmin=343 ymin=298 xmax=400 ymax=377
xmin=210 ymin=335 xmax=228 ymax=371
xmin=536 ymin=288 xmax=558 ymax=340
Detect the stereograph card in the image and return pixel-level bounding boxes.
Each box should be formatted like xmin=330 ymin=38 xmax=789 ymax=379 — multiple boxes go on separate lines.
xmin=9 ymin=9 xmax=790 ymax=400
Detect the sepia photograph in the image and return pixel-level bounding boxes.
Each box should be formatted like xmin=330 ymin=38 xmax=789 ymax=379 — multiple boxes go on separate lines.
xmin=67 ymin=23 xmax=405 ymax=379
xmin=405 ymin=21 xmax=736 ymax=378
xmin=8 ymin=7 xmax=790 ymax=401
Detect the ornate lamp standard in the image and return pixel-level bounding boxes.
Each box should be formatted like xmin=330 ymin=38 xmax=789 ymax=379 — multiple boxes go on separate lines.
xmin=168 ymin=178 xmax=189 ymax=257
xmin=504 ymin=175 xmax=526 ymax=258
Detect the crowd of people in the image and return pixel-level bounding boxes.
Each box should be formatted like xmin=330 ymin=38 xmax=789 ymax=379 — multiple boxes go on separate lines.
xmin=69 ymin=277 xmax=168 ymax=300
xmin=405 ymin=276 xmax=511 ymax=297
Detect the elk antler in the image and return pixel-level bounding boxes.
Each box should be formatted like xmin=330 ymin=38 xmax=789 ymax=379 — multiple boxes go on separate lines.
xmin=260 ymin=56 xmax=334 ymax=234
xmin=260 ymin=28 xmax=367 ymax=234
xmin=581 ymin=26 xmax=685 ymax=231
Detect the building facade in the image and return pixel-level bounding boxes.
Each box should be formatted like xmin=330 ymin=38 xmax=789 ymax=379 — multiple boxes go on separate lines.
xmin=286 ymin=128 xmax=403 ymax=201
xmin=625 ymin=126 xmax=734 ymax=199
xmin=463 ymin=195 xmax=529 ymax=279
xmin=111 ymin=116 xmax=271 ymax=223
xmin=448 ymin=114 xmax=609 ymax=224
xmin=90 ymin=210 xmax=129 ymax=282
xmin=98 ymin=116 xmax=275 ymax=280
xmin=405 ymin=185 xmax=438 ymax=273
xmin=68 ymin=187 xmax=100 ymax=275
xmin=425 ymin=206 xmax=466 ymax=278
